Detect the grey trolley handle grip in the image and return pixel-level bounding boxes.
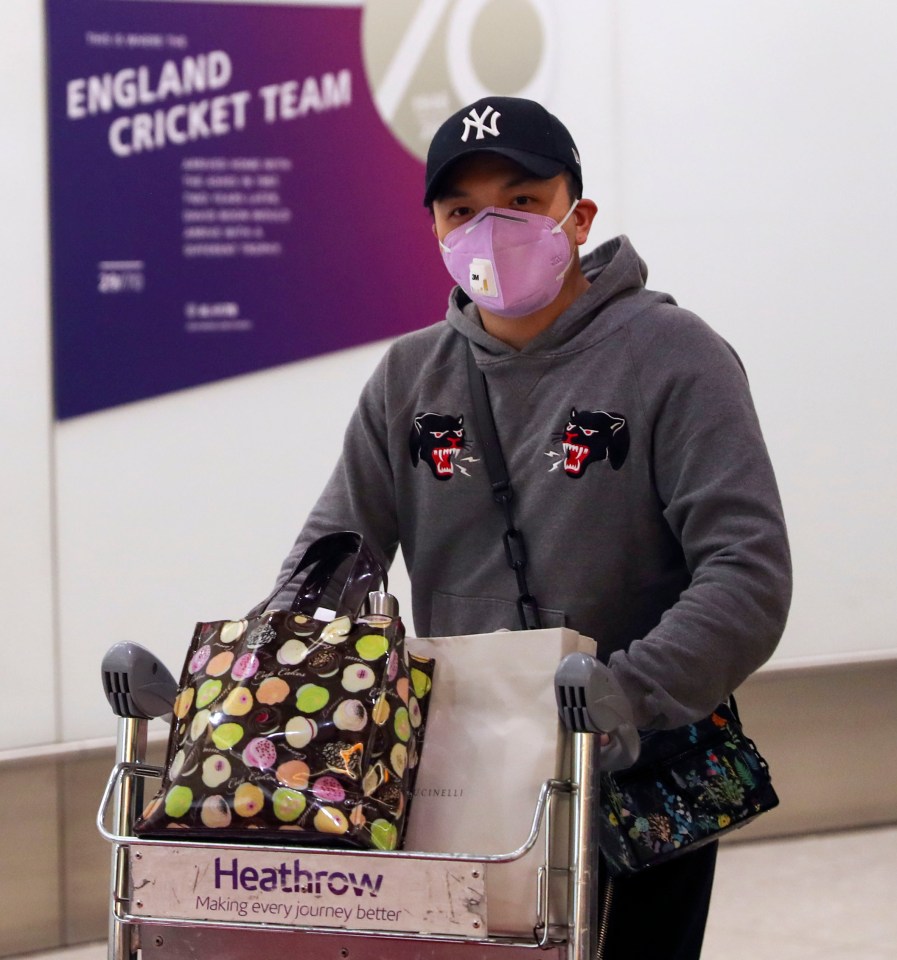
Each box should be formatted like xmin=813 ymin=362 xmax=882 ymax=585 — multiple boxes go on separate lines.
xmin=554 ymin=652 xmax=641 ymax=771
xmin=101 ymin=642 xmax=178 ymax=720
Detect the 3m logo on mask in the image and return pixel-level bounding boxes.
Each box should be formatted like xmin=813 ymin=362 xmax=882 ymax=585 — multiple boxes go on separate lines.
xmin=461 ymin=105 xmax=501 ymax=142
xmin=469 ymin=258 xmax=497 ymax=297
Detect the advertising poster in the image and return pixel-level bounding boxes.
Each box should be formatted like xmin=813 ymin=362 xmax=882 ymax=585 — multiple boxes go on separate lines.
xmin=45 ymin=0 xmax=454 ymax=419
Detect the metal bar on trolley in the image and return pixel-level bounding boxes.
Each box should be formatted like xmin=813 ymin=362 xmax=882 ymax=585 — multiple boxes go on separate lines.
xmin=98 ymin=761 xmax=572 ymax=865
xmin=108 ymin=717 xmax=147 ymax=960
xmin=567 ymin=732 xmax=600 ymax=960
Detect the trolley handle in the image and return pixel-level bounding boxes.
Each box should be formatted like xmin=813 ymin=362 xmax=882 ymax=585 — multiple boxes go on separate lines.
xmin=554 ymin=653 xmax=640 ymax=771
xmin=101 ymin=642 xmax=177 ymax=720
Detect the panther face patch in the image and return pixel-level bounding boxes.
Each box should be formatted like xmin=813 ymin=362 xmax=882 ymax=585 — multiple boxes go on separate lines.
xmin=409 ymin=412 xmax=471 ymax=480
xmin=547 ymin=408 xmax=629 ymax=477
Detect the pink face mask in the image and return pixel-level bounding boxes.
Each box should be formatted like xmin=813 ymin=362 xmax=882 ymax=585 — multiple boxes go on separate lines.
xmin=439 ymin=200 xmax=578 ymax=318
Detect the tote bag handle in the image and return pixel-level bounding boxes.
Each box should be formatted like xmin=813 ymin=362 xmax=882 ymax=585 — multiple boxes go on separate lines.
xmin=289 ymin=531 xmax=387 ymax=618
xmin=250 ymin=531 xmax=387 ymax=620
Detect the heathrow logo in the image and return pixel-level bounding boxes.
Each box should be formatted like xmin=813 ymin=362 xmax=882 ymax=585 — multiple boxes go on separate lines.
xmin=460 ymin=104 xmax=501 ymax=141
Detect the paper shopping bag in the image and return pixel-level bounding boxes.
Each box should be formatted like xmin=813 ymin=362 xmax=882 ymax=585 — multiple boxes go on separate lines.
xmin=404 ymin=627 xmax=594 ymax=936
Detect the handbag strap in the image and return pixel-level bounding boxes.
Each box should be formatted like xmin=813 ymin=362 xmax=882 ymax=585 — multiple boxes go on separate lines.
xmin=466 ymin=345 xmax=542 ymax=630
xmin=289 ymin=531 xmax=386 ymax=619
xmin=250 ymin=531 xmax=386 ymax=619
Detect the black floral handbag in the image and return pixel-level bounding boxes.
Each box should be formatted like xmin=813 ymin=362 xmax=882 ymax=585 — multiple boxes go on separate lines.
xmin=598 ymin=699 xmax=778 ymax=876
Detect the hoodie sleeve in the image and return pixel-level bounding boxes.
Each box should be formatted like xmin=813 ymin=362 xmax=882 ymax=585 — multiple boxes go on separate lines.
xmin=267 ymin=353 xmax=400 ymax=611
xmin=608 ymin=306 xmax=792 ymax=728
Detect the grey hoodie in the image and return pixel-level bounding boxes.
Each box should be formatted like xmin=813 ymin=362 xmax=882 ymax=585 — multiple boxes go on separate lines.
xmin=273 ymin=235 xmax=792 ymax=729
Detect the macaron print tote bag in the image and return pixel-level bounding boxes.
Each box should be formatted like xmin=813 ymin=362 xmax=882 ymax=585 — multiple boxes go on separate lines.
xmin=135 ymin=532 xmax=434 ymax=851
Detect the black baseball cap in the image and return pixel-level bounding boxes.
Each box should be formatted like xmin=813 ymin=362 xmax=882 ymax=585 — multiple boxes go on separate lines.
xmin=424 ymin=96 xmax=582 ymax=206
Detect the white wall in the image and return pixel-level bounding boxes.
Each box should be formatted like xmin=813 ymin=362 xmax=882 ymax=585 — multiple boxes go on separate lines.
xmin=1 ymin=0 xmax=56 ymax=746
xmin=609 ymin=1 xmax=897 ymax=665
xmin=53 ymin=345 xmax=408 ymax=742
xmin=2 ymin=0 xmax=896 ymax=749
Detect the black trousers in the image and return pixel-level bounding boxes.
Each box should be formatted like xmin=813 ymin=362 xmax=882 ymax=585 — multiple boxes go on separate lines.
xmin=599 ymin=841 xmax=718 ymax=959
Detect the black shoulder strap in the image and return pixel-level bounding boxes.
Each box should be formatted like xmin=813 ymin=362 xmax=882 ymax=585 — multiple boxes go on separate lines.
xmin=465 ymin=345 xmax=542 ymax=630
xmin=465 ymin=347 xmax=510 ymax=497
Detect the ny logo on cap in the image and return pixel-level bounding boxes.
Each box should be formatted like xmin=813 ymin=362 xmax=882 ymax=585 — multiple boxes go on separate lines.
xmin=461 ymin=105 xmax=501 ymax=142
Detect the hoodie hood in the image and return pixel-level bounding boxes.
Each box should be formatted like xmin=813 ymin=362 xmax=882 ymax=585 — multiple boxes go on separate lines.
xmin=444 ymin=235 xmax=654 ymax=358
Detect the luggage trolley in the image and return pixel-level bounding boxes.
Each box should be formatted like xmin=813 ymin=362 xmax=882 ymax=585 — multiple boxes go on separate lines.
xmin=98 ymin=644 xmax=638 ymax=960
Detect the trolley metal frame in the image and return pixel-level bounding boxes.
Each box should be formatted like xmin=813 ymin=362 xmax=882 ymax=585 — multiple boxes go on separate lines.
xmin=98 ymin=714 xmax=602 ymax=960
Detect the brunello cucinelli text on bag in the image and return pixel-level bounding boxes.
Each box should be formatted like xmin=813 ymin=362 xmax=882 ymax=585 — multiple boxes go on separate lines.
xmin=135 ymin=532 xmax=434 ymax=850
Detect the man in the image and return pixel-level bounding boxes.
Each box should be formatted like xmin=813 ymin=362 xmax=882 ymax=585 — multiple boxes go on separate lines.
xmin=273 ymin=97 xmax=792 ymax=958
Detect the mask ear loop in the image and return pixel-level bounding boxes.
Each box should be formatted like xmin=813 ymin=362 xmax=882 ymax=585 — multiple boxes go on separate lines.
xmin=551 ymin=198 xmax=579 ymax=234
xmin=552 ymin=199 xmax=580 ymax=280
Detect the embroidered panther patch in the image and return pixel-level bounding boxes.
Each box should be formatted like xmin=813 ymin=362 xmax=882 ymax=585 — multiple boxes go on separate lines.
xmin=546 ymin=408 xmax=629 ymax=477
xmin=409 ymin=412 xmax=475 ymax=480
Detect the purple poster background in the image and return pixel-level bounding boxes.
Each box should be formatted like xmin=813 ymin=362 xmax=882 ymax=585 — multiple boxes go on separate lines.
xmin=46 ymin=0 xmax=451 ymax=419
